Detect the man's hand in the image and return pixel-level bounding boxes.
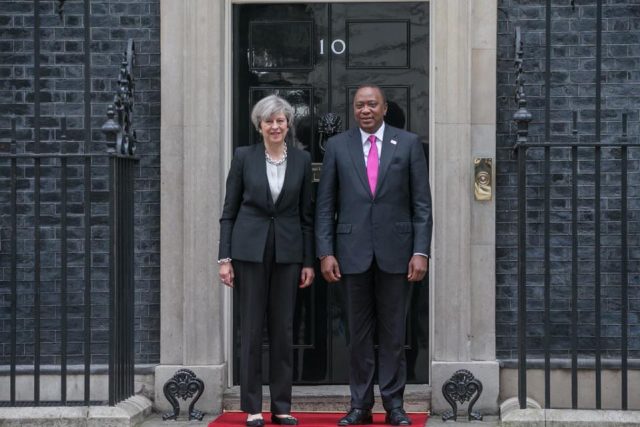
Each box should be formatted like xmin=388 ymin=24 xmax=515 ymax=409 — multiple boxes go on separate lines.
xmin=299 ymin=267 xmax=315 ymax=288
xmin=320 ymin=255 xmax=342 ymax=283
xmin=219 ymin=263 xmax=234 ymax=287
xmin=407 ymin=255 xmax=428 ymax=282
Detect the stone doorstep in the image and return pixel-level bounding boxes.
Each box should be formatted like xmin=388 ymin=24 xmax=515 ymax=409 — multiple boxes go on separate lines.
xmin=501 ymin=408 xmax=640 ymax=427
xmin=222 ymin=385 xmax=431 ymax=413
xmin=0 ymin=395 xmax=153 ymax=427
xmin=427 ymin=416 xmax=501 ymax=426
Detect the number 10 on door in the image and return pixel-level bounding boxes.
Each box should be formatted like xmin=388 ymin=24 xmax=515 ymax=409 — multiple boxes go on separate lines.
xmin=320 ymin=39 xmax=346 ymax=55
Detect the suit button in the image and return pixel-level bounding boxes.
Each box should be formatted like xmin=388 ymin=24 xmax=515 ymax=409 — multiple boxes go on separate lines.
xmin=270 ymin=216 xmax=275 ymax=220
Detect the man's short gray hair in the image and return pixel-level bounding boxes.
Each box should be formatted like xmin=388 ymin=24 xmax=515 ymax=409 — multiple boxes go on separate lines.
xmin=251 ymin=95 xmax=295 ymax=131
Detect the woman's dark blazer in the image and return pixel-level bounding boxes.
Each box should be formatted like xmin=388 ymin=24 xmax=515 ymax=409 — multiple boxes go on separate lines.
xmin=219 ymin=143 xmax=314 ymax=267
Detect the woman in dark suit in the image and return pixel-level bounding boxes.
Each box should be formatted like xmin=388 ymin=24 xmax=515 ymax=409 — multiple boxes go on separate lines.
xmin=218 ymin=95 xmax=314 ymax=426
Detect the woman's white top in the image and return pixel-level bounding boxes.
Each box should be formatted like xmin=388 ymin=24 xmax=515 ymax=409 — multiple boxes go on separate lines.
xmin=266 ymin=159 xmax=287 ymax=202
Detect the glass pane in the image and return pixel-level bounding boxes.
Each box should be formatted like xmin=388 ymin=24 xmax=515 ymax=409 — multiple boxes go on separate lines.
xmin=347 ymin=21 xmax=409 ymax=68
xmin=250 ymin=21 xmax=313 ymax=69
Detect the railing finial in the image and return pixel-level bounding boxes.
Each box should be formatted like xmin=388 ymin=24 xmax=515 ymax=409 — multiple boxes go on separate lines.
xmin=101 ymin=39 xmax=137 ymax=156
xmin=101 ymin=105 xmax=120 ymax=154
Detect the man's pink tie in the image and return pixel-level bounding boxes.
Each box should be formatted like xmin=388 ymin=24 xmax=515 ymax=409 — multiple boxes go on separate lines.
xmin=366 ymin=134 xmax=379 ymax=196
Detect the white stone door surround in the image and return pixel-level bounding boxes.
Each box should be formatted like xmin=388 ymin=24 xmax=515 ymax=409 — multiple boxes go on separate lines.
xmin=157 ymin=0 xmax=499 ymax=415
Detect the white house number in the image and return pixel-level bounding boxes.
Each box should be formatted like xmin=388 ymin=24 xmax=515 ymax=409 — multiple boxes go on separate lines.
xmin=320 ymin=39 xmax=346 ymax=55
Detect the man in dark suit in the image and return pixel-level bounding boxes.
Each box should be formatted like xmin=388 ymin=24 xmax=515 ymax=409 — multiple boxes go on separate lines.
xmin=315 ymin=85 xmax=432 ymax=426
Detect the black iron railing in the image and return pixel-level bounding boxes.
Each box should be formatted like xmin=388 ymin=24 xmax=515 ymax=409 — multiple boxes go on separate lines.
xmin=1 ymin=0 xmax=139 ymax=406
xmin=0 ymin=36 xmax=138 ymax=406
xmin=0 ymin=123 xmax=137 ymax=406
xmin=108 ymin=153 xmax=137 ymax=406
xmin=512 ymin=0 xmax=639 ymax=411
xmin=513 ymin=138 xmax=637 ymax=410
xmin=102 ymin=38 xmax=138 ymax=407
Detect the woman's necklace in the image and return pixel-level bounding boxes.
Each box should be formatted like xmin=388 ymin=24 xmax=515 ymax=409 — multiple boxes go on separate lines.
xmin=265 ymin=143 xmax=287 ymax=166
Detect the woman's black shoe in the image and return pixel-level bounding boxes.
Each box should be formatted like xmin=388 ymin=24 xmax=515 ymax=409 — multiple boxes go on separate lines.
xmin=271 ymin=414 xmax=299 ymax=425
xmin=246 ymin=416 xmax=265 ymax=426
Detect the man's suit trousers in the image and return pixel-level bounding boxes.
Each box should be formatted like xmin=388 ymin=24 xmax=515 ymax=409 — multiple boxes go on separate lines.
xmin=343 ymin=259 xmax=413 ymax=412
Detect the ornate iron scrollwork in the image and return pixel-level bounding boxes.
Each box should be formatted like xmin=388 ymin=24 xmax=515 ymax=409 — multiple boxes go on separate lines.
xmin=162 ymin=369 xmax=205 ymax=421
xmin=513 ymin=27 xmax=532 ymax=151
xmin=441 ymin=369 xmax=483 ymax=422
xmin=318 ymin=113 xmax=342 ymax=152
xmin=513 ymin=26 xmax=525 ymax=108
xmin=101 ymin=39 xmax=137 ymax=157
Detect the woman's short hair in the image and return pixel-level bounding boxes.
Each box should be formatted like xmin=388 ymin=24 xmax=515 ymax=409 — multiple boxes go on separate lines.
xmin=251 ymin=95 xmax=295 ymax=131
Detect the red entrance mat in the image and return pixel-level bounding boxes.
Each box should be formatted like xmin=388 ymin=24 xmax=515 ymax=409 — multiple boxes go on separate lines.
xmin=208 ymin=411 xmax=429 ymax=426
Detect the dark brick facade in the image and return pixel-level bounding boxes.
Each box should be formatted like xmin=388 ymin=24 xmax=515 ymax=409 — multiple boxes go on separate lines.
xmin=2 ymin=0 xmax=638 ymax=369
xmin=497 ymin=0 xmax=640 ymax=361
xmin=0 ymin=0 xmax=160 ymax=364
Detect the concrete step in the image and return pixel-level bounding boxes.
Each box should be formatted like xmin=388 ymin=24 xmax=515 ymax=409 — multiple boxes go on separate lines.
xmin=0 ymin=395 xmax=153 ymax=427
xmin=501 ymin=408 xmax=640 ymax=427
xmin=222 ymin=385 xmax=431 ymax=413
xmin=139 ymin=413 xmax=219 ymax=427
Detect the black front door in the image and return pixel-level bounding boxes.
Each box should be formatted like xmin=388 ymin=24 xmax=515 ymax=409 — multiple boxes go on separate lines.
xmin=233 ymin=2 xmax=430 ymax=385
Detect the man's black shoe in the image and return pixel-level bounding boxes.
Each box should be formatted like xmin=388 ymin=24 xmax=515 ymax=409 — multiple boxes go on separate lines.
xmin=385 ymin=408 xmax=411 ymax=426
xmin=337 ymin=408 xmax=373 ymax=426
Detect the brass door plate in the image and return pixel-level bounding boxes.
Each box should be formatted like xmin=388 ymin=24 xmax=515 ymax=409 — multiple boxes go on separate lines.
xmin=474 ymin=158 xmax=492 ymax=201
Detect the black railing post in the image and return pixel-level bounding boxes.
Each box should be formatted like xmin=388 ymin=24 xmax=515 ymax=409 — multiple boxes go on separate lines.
xmin=60 ymin=117 xmax=68 ymax=404
xmin=513 ymin=26 xmax=532 ymax=411
xmin=571 ymin=145 xmax=578 ymax=409
xmin=543 ymin=1 xmax=551 ymax=408
xmin=594 ymin=143 xmax=602 ymax=409
xmin=621 ymin=113 xmax=629 ymax=410
xmin=108 ymin=156 xmax=116 ymax=406
xmin=9 ymin=118 xmax=17 ymax=406
xmin=81 ymin=0 xmax=93 ymax=403
xmin=594 ymin=0 xmax=603 ymax=409
xmin=32 ymin=0 xmax=42 ymax=401
xmin=128 ymin=155 xmax=135 ymax=398
xmin=83 ymin=151 xmax=92 ymax=406
xmin=33 ymin=155 xmax=41 ymax=406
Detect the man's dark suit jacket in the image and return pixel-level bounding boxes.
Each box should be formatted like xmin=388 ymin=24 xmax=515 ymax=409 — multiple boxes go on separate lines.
xmin=315 ymin=124 xmax=433 ymax=274
xmin=219 ymin=143 xmax=314 ymax=267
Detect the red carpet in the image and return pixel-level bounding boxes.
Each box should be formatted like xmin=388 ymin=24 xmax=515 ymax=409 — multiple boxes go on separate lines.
xmin=209 ymin=412 xmax=428 ymax=426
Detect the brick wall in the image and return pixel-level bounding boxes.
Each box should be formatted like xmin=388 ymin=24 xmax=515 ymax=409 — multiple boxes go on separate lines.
xmin=497 ymin=0 xmax=640 ymax=361
xmin=0 ymin=0 xmax=160 ymax=365
xmin=3 ymin=0 xmax=638 ymax=369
